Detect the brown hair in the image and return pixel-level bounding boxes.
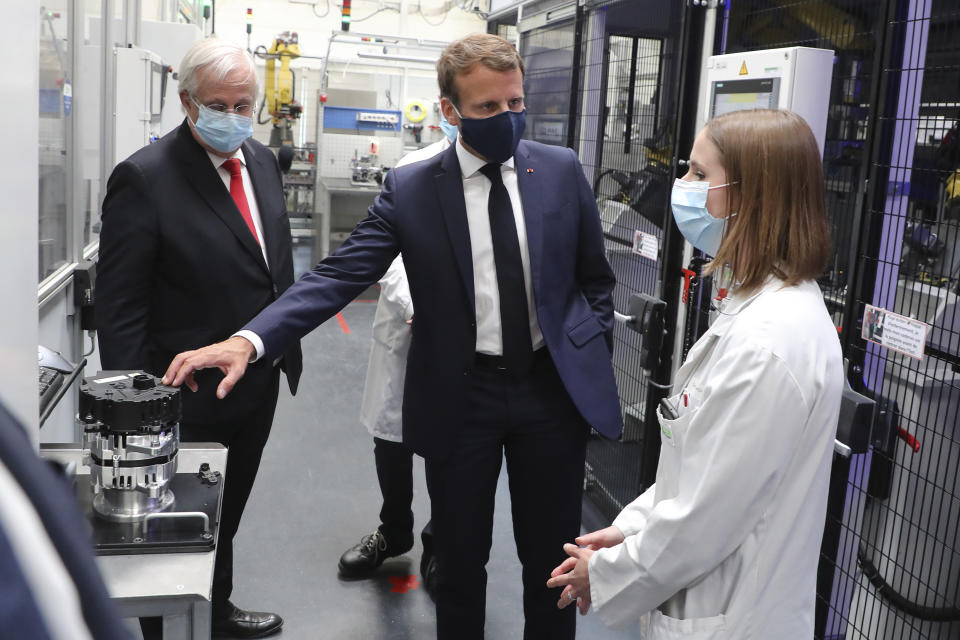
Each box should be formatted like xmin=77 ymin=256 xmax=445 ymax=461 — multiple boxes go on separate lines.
xmin=705 ymin=109 xmax=831 ymax=294
xmin=437 ymin=33 xmax=525 ymax=108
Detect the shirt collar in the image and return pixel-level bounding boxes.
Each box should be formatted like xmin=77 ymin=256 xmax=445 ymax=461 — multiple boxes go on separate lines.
xmin=208 ymin=146 xmax=247 ymax=171
xmin=455 ymin=137 xmax=515 ymax=179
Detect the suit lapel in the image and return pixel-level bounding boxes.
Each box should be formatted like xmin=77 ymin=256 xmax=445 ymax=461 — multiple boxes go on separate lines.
xmin=435 ymin=144 xmax=475 ymax=310
xmin=241 ymin=141 xmax=278 ymax=274
xmin=514 ymin=141 xmax=544 ymax=302
xmin=173 ymin=123 xmax=269 ymax=274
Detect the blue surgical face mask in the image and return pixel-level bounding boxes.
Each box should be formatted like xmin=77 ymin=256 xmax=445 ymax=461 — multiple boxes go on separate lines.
xmin=670 ymin=178 xmax=736 ymax=256
xmin=190 ymin=98 xmax=254 ymax=153
xmin=439 ymin=113 xmax=459 ymax=143
xmin=452 ymin=104 xmax=526 ymax=164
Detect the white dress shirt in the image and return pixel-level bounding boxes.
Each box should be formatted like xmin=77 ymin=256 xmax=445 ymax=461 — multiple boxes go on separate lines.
xmin=454 ymin=138 xmax=544 ymax=354
xmin=206 ymin=148 xmax=269 ymax=267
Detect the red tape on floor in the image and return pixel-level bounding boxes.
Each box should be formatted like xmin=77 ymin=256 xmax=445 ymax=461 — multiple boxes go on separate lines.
xmin=388 ymin=575 xmax=420 ymax=593
xmin=336 ymin=312 xmax=350 ymax=334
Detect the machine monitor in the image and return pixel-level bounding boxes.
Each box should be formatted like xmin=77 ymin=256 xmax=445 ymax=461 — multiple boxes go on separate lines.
xmin=710 ymin=78 xmax=780 ymax=119
xmin=698 ymin=46 xmax=834 ymax=155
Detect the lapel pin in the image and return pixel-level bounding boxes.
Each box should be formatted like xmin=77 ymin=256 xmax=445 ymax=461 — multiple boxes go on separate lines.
xmin=526 ymin=168 xmax=534 ymax=174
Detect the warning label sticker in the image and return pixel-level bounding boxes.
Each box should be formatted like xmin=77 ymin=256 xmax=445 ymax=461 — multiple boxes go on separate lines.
xmin=861 ymin=304 xmax=930 ymax=360
xmin=632 ymin=230 xmax=659 ymax=261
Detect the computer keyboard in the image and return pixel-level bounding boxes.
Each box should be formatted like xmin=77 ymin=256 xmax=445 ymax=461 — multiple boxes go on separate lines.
xmin=39 ymin=366 xmax=65 ymax=415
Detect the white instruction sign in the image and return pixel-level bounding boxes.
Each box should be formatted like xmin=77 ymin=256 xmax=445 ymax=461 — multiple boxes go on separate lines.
xmin=632 ymin=230 xmax=659 ymax=261
xmin=861 ymin=304 xmax=930 ymax=360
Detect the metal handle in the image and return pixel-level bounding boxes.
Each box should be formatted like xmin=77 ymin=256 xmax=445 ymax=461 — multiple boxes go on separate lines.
xmin=833 ymin=439 xmax=852 ymax=458
xmin=143 ymin=511 xmax=211 ymax=536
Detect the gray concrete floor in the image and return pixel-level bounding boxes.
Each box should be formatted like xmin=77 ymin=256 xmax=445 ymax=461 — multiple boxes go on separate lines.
xmin=221 ymin=300 xmax=641 ymax=639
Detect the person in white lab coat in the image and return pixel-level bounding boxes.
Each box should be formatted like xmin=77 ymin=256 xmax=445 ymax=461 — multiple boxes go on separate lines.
xmin=547 ymin=108 xmax=844 ymax=639
xmin=337 ymin=118 xmax=458 ymax=584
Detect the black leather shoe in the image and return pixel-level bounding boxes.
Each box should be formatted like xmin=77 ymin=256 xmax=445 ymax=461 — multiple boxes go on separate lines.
xmin=212 ymin=601 xmax=283 ymax=638
xmin=338 ymin=528 xmax=414 ymax=577
xmin=421 ymin=552 xmax=438 ymax=601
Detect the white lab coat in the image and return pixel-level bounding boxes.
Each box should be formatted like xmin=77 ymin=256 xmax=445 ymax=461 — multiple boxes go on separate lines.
xmin=589 ymin=278 xmax=843 ymax=639
xmin=358 ymin=139 xmax=451 ymax=441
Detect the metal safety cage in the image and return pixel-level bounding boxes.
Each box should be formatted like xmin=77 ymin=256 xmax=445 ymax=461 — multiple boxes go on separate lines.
xmin=720 ymin=1 xmax=960 ymax=639
xmin=519 ymin=0 xmax=704 ymax=524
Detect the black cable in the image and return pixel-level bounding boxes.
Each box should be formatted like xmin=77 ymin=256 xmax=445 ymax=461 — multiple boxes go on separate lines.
xmin=858 ymin=542 xmax=960 ymax=621
xmin=257 ymin=100 xmax=271 ymax=125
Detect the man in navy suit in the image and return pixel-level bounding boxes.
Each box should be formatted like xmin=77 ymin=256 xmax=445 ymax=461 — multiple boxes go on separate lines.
xmin=164 ymin=33 xmax=622 ymax=639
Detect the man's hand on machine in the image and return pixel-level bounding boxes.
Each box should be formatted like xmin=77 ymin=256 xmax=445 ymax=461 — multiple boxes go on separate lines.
xmin=162 ymin=336 xmax=255 ymax=399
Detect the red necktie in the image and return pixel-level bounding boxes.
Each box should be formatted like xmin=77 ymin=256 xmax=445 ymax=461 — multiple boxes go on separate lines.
xmin=221 ymin=158 xmax=261 ymax=246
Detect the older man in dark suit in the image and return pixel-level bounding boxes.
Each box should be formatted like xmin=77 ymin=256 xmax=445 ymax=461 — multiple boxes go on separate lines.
xmin=163 ymin=33 xmax=622 ymax=640
xmin=96 ymin=38 xmax=301 ymax=639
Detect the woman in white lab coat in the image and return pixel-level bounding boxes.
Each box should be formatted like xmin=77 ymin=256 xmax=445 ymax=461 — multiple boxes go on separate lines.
xmin=547 ymin=109 xmax=844 ymax=639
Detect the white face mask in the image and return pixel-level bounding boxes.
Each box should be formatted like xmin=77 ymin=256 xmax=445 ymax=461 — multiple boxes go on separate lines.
xmin=670 ymin=179 xmax=736 ymax=256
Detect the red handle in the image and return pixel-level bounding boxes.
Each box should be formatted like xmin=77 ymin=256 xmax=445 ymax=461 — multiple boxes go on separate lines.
xmin=897 ymin=427 xmax=920 ymax=453
xmin=681 ymin=268 xmax=696 ymax=304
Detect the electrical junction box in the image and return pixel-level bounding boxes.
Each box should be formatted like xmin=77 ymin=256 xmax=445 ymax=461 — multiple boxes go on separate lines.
xmin=698 ymin=46 xmax=834 ymax=156
xmin=114 ymin=46 xmax=167 ymax=164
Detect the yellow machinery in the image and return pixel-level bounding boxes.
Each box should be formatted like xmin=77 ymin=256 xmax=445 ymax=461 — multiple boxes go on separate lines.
xmin=262 ymin=31 xmax=301 ymax=146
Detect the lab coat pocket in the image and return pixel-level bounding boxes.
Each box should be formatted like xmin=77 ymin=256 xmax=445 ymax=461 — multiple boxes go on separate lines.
xmin=655 ymin=387 xmax=700 ymax=448
xmin=654 ymin=388 xmax=699 ymax=500
xmin=646 ymin=609 xmax=727 ymax=640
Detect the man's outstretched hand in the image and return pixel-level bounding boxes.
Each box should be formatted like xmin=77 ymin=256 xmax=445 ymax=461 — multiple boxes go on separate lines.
xmin=162 ymin=336 xmax=255 ymax=399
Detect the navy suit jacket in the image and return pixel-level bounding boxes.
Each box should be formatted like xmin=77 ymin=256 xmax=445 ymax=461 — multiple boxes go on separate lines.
xmin=246 ymin=140 xmax=623 ymax=459
xmin=0 ymin=402 xmax=131 ymax=639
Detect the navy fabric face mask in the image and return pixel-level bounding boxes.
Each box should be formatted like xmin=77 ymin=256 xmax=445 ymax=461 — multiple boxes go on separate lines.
xmin=452 ymin=105 xmax=526 ymax=163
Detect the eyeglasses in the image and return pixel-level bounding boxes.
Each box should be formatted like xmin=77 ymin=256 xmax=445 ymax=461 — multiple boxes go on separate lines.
xmin=192 ymin=97 xmax=256 ymax=117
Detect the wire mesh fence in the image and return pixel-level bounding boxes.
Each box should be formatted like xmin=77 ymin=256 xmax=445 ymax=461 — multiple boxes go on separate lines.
xmin=520 ymin=2 xmax=958 ymax=635
xmin=722 ymin=0 xmax=960 ymax=637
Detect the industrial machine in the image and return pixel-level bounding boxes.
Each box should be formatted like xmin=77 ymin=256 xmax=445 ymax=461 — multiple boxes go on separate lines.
xmin=697 ymin=46 xmax=834 ymax=154
xmin=77 ymin=372 xmax=221 ymax=554
xmin=350 ymin=153 xmax=387 ymax=186
xmin=113 ymin=47 xmax=170 ymax=162
xmin=260 ymin=31 xmax=302 ymax=147
xmin=81 ymin=372 xmax=181 ymax=522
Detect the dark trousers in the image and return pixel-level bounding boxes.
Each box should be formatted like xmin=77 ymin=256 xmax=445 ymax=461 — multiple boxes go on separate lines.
xmin=142 ymin=368 xmax=281 ymax=639
xmin=425 ymin=352 xmax=588 ymax=640
xmin=374 ymin=437 xmax=433 ymax=552
xmin=185 ymin=369 xmax=281 ymax=615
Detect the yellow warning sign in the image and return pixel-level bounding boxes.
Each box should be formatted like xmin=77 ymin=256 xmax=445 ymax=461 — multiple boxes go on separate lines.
xmin=739 ymin=60 xmax=748 ymax=75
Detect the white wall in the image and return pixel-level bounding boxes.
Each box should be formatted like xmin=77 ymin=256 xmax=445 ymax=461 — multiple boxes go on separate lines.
xmin=0 ymin=4 xmax=41 ymax=437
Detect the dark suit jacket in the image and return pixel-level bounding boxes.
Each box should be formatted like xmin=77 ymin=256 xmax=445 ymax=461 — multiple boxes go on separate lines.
xmin=0 ymin=401 xmax=131 ymax=639
xmin=96 ymin=121 xmax=302 ymax=424
xmin=245 ymin=140 xmax=621 ymax=459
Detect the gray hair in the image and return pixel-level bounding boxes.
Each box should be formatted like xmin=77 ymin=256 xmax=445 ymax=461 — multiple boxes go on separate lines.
xmin=178 ymin=38 xmax=259 ymax=99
